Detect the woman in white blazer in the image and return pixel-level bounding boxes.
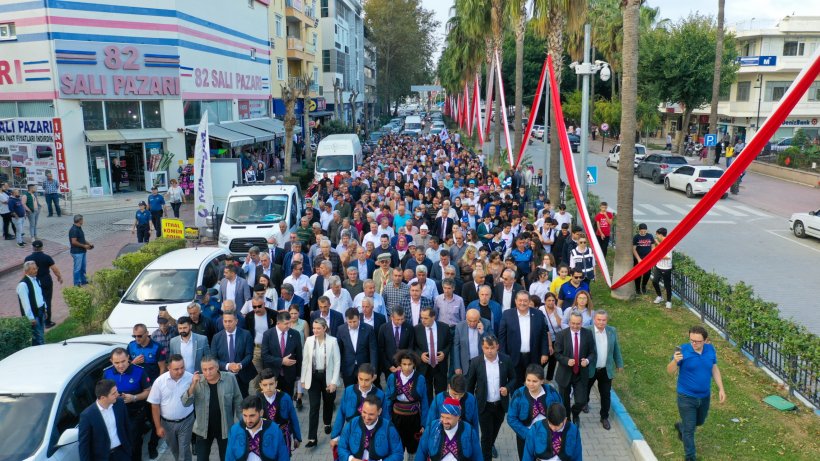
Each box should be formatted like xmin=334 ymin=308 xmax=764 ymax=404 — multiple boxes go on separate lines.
xmin=300 ymin=317 xmax=341 ymax=447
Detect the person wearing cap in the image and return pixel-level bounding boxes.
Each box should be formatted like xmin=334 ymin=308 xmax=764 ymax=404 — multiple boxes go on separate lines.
xmin=522 ymin=402 xmax=582 ymax=461
xmin=417 ymin=396 xmax=482 ymax=461
xmin=24 ymin=239 xmax=63 ymax=328
xmin=195 ymin=285 xmax=222 ymax=322
xmin=151 ymin=311 xmax=178 ymax=361
xmin=103 ymin=347 xmax=152 ymax=461
xmin=132 ymin=201 xmax=153 ymax=243
xmin=414 ymin=223 xmax=432 ymax=252
xmin=146 ymin=186 xmax=166 ymax=238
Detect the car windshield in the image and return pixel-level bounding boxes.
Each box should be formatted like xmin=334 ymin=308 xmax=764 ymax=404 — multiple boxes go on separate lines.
xmin=0 ymin=393 xmax=55 ymax=461
xmin=316 ymin=155 xmax=354 ymax=173
xmin=699 ymin=169 xmax=723 ymax=178
xmin=224 ymin=194 xmax=289 ymax=224
xmin=369 ymin=133 xmax=382 ymax=141
xmin=635 ymin=146 xmax=646 ymax=156
xmin=406 ymin=123 xmax=422 ymax=130
xmin=665 ymin=156 xmax=688 ymax=165
xmin=122 ymin=269 xmax=198 ymax=304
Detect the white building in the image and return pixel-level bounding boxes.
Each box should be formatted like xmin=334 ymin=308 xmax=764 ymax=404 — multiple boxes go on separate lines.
xmin=318 ymin=0 xmax=364 ymax=127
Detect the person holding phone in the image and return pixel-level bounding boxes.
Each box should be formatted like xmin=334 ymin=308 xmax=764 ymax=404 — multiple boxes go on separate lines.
xmin=667 ymin=325 xmax=727 ymax=461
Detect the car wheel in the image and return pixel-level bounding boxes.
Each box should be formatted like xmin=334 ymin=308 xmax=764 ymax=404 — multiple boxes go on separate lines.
xmin=606 ymin=158 xmax=612 ymax=168
xmin=721 ymin=192 xmax=729 ymax=200
xmin=685 ymin=184 xmax=694 ymax=198
xmin=793 ymin=221 xmax=806 ymax=238
xmin=652 ymin=171 xmax=662 ymax=184
xmin=664 ymin=177 xmax=671 ymax=190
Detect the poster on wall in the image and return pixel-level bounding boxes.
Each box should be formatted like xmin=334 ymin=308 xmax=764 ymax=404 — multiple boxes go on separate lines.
xmin=0 ymin=118 xmax=58 ymax=188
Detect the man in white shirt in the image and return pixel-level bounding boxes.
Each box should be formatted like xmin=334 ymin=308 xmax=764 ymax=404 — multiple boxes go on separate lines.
xmin=283 ymin=262 xmax=313 ymax=303
xmin=323 ymin=275 xmax=353 ymax=314
xmin=586 ymin=310 xmax=623 ymax=431
xmin=78 ymin=379 xmax=130 ymax=460
xmin=352 ymin=279 xmax=386 ymax=316
xmin=362 ymin=222 xmax=381 ymax=250
xmin=148 ymin=355 xmax=194 ymax=461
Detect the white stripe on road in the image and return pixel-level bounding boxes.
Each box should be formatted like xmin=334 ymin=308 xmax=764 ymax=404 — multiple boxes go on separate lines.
xmin=734 ymin=205 xmax=772 ymax=218
xmin=632 ymin=207 xmax=645 ymax=216
xmin=664 ymin=204 xmax=690 ymax=215
xmin=712 ymin=205 xmax=748 ymax=217
xmin=639 ymin=204 xmax=670 ymax=215
xmin=639 ymin=219 xmax=735 ymax=224
xmin=764 ymin=230 xmax=820 ymax=254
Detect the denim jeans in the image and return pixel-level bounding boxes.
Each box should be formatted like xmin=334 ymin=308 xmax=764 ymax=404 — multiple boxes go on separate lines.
xmin=72 ymin=252 xmax=87 ymax=286
xmin=31 ymin=310 xmax=45 ymax=346
xmin=45 ymin=193 xmax=62 ymax=216
xmin=14 ymin=217 xmax=25 ymax=244
xmin=28 ymin=209 xmax=39 ymax=238
xmin=677 ymin=393 xmax=711 ymax=459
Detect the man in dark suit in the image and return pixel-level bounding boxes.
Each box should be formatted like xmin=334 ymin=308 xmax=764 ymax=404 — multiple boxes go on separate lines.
xmin=466 ymin=335 xmax=517 ymax=461
xmin=358 ymin=296 xmax=386 ymax=339
xmin=452 ymin=309 xmax=491 ymax=376
xmin=434 ymin=214 xmax=454 ymax=241
xmin=492 ymin=269 xmax=523 ymax=312
xmin=276 ymin=283 xmax=306 ymax=317
xmin=336 ymin=307 xmax=379 ymax=386
xmin=309 ymin=260 xmax=333 ymax=315
xmin=219 ymin=265 xmax=252 ymax=308
xmin=460 ymin=267 xmax=487 ymax=307
xmin=348 ymin=246 xmax=376 ymax=280
xmin=414 ymin=306 xmax=452 ymax=400
xmin=78 ymin=379 xmax=132 ymax=461
xmin=554 ymin=309 xmax=597 ymax=426
xmin=261 ymin=310 xmax=303 ymax=396
xmin=586 ymin=309 xmax=624 ymax=430
xmin=498 ymin=290 xmax=549 ymax=387
xmin=377 ymin=308 xmax=415 ymax=376
xmin=243 ymin=296 xmax=277 ymax=391
xmin=212 ymin=311 xmax=256 ymax=398
xmin=266 ymin=234 xmax=286 ymax=266
xmin=310 ymin=295 xmax=344 ymax=336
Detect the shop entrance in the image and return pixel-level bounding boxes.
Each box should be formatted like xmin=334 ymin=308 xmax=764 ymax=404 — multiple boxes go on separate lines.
xmin=108 ymin=143 xmax=145 ymax=193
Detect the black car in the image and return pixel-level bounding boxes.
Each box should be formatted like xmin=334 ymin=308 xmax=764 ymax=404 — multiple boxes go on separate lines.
xmin=567 ymin=133 xmax=580 ymax=153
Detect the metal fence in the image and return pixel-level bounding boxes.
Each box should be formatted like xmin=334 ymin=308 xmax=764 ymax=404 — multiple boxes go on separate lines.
xmin=671 ymin=269 xmax=819 ymax=408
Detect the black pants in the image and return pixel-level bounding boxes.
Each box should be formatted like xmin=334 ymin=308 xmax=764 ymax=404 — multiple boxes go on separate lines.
xmin=546 ymin=346 xmax=558 ymax=382
xmin=278 ymin=375 xmax=296 ymax=398
xmin=195 ymin=434 xmax=227 ymax=461
xmin=136 ymin=224 xmax=151 ymax=243
xmin=109 ymin=444 xmax=131 ymax=461
xmin=652 ymin=267 xmax=673 ymax=302
xmin=513 ymin=353 xmax=532 ymax=388
xmin=597 ymin=235 xmax=610 ymax=258
xmin=45 ymin=193 xmax=62 ymax=216
xmin=479 ymin=402 xmax=505 ymax=461
xmin=392 ymin=411 xmax=422 ymax=454
xmin=171 ymin=202 xmax=182 ymax=218
xmin=150 ymin=210 xmax=163 ymax=237
xmin=126 ymin=406 xmax=146 ymax=461
xmin=41 ymin=281 xmax=54 ymax=323
xmin=516 ymin=435 xmax=527 ymax=461
xmin=587 ymin=367 xmax=612 ymax=420
xmin=307 ymin=370 xmax=336 ymax=440
xmin=560 ymin=372 xmax=589 ymax=419
xmin=423 ymin=364 xmax=447 ymax=401
xmin=1 ymin=212 xmax=15 ymax=238
xmin=633 ymin=257 xmax=650 ymax=293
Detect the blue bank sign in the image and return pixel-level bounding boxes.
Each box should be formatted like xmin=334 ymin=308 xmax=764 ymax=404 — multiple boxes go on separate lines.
xmin=737 ymin=56 xmax=777 ymax=67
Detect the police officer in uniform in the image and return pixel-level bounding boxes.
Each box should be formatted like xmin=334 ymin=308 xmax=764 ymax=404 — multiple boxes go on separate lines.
xmin=132 ymin=201 xmax=153 ymax=243
xmin=147 ymin=186 xmax=166 ymax=238
xmin=104 ymin=347 xmax=152 ymax=461
xmin=127 ymin=323 xmax=166 ymax=458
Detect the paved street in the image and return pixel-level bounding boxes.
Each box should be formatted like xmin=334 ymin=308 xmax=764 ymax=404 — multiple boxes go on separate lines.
xmin=524 ymin=137 xmax=820 ymax=334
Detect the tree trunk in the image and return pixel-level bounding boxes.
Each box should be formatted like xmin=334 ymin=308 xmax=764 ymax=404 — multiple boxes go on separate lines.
xmin=611 ymin=0 xmax=641 ymax=300
xmin=708 ymin=0 xmax=725 ymax=165
xmin=301 ymin=76 xmax=313 ymax=162
xmin=547 ymin=11 xmax=566 ymax=206
xmin=282 ymin=85 xmax=297 ymax=176
xmin=674 ymin=107 xmax=692 ymax=153
xmin=513 ymin=8 xmax=526 ymax=155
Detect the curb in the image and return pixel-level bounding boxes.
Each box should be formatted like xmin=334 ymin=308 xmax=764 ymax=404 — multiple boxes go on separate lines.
xmin=610 ymin=390 xmax=658 ymax=461
xmin=0 ymin=244 xmax=70 ymax=279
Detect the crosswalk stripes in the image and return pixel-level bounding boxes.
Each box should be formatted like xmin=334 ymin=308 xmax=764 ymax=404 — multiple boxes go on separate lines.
xmin=712 ymin=205 xmax=748 ymax=217
xmin=733 ymin=205 xmax=772 ymax=218
xmin=640 ymin=204 xmax=669 ymax=215
xmin=663 ymin=204 xmax=690 ymax=215
xmin=628 ymin=203 xmax=773 ymax=220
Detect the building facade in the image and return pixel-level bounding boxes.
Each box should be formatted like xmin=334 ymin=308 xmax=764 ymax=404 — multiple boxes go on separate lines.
xmin=0 ymin=0 xmax=277 ymax=197
xmin=319 ymin=0 xmax=364 ymax=128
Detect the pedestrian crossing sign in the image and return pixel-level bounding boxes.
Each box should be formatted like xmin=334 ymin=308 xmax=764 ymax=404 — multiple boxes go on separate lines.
xmin=586 ymin=166 xmax=597 ymax=185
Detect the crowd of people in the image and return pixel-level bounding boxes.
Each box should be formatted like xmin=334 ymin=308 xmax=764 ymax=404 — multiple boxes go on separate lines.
xmin=60 ymin=131 xmax=724 ymax=461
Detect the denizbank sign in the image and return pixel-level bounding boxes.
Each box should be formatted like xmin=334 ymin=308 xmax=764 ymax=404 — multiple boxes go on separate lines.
xmin=781 ymin=118 xmax=818 ymax=127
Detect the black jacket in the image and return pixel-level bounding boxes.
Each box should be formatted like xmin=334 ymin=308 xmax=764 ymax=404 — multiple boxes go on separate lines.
xmin=466 ymin=352 xmax=517 ymax=412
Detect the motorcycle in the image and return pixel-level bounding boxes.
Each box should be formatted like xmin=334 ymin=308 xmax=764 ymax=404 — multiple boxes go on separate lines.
xmin=683 ymin=141 xmax=703 ymax=157
xmin=730 ymin=171 xmax=746 ymax=195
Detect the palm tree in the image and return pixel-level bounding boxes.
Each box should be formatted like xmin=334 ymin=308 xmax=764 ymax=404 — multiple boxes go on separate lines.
xmin=611 ymin=0 xmax=641 ymax=300
xmin=708 ymin=0 xmax=725 ymax=165
xmin=533 ymin=0 xmax=587 ymax=205
xmin=508 ymin=0 xmax=530 ymax=152
xmin=282 ymin=83 xmax=298 ymax=176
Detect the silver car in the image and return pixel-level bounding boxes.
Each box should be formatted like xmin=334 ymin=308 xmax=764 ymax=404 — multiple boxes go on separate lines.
xmin=636 ymin=153 xmax=688 ymax=183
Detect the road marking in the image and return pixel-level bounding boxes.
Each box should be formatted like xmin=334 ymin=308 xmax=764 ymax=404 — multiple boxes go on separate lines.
xmin=632 ymin=207 xmax=645 ymax=216
xmin=764 ymin=230 xmax=820 ymax=254
xmin=639 ymin=219 xmax=735 ymax=224
xmin=712 ymin=205 xmax=748 ymax=217
xmin=664 ymin=204 xmax=690 ymax=215
xmin=639 ymin=204 xmax=669 ymax=215
xmin=734 ymin=205 xmax=772 ymax=218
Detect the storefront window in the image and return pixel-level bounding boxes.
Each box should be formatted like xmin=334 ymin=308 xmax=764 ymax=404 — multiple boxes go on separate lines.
xmin=141 ymin=101 xmax=162 ymax=128
xmin=0 ymin=101 xmax=54 ymax=118
xmin=86 ymin=145 xmax=111 ymax=195
xmin=82 ymin=101 xmax=105 ymax=130
xmin=184 ymin=100 xmax=232 ymax=125
xmin=105 ymin=101 xmax=142 ymax=129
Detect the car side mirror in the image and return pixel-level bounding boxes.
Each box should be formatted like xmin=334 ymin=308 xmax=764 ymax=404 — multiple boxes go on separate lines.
xmin=56 ymin=428 xmax=79 ymax=447
xmin=810 ymin=211 xmax=816 ymax=216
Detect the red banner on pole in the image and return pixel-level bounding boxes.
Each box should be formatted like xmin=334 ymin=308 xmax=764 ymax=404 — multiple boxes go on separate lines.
xmin=514 ymin=57 xmax=548 ymax=169
xmin=52 ymin=118 xmax=70 ymax=193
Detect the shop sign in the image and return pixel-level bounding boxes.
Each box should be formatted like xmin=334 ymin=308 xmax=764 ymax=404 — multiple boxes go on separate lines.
xmin=781 ymin=118 xmax=818 ymax=127
xmin=55 ymin=41 xmax=181 ymax=100
xmin=161 ymin=218 xmax=186 ymax=239
xmin=0 ymin=118 xmax=58 ymax=187
xmin=239 ymin=99 xmax=268 ymax=119
xmin=312 ymin=98 xmax=326 ymax=111
xmin=52 ymin=118 xmax=69 ymax=192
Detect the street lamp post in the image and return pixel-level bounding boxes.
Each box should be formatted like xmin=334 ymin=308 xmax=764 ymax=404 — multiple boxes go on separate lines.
xmin=755 ymin=73 xmax=763 ymax=138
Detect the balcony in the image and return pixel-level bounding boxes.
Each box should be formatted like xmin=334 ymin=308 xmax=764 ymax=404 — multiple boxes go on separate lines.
xmin=285 ymin=0 xmax=314 ymax=25
xmin=287 ymin=37 xmax=315 ymax=61
xmin=287 ymin=77 xmax=320 ymax=97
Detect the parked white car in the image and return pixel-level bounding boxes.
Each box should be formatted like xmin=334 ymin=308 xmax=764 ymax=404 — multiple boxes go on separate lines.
xmin=606 ymin=143 xmax=647 ymax=169
xmin=0 ymin=335 xmax=132 ymax=461
xmin=663 ymin=165 xmax=728 ymax=198
xmin=103 ymin=247 xmax=231 ymax=335
xmin=789 ymin=209 xmax=820 ymax=239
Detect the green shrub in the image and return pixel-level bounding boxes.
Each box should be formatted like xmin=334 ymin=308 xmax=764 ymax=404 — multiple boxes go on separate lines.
xmin=0 ymin=317 xmax=32 ymax=360
xmin=63 ymin=285 xmax=94 ymax=331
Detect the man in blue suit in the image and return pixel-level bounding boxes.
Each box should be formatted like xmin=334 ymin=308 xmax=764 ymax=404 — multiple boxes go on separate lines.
xmin=348 ymin=246 xmax=376 ymax=279
xmin=310 ymin=295 xmax=344 ymax=336
xmin=261 ymin=311 xmax=303 ymax=397
xmin=212 ymin=311 xmax=257 ymax=398
xmin=277 ymin=283 xmax=306 ymax=317
xmin=499 ymin=291 xmax=550 ymax=387
xmin=219 ymin=265 xmax=252 ymax=309
xmin=336 ymin=307 xmax=379 ymax=387
xmin=78 ymin=379 xmax=132 ymax=461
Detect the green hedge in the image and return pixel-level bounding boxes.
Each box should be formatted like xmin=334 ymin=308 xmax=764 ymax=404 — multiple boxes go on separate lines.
xmin=0 ymin=317 xmax=32 ymax=360
xmin=63 ymin=238 xmax=187 ymax=335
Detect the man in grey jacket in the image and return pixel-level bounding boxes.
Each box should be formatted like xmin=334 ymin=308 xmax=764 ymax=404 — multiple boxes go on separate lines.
xmin=181 ymin=356 xmax=242 ymax=461
xmin=585 ymin=310 xmax=624 ymax=430
xmin=170 ymin=316 xmax=211 ymax=374
xmin=452 ymin=309 xmax=490 ymax=376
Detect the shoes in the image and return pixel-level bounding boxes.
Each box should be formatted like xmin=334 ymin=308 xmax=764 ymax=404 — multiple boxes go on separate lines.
xmin=191 ymin=443 xmax=197 ymax=455
xmin=324 ymin=424 xmax=331 ymax=434
xmin=582 ymin=404 xmax=589 ymax=413
xmin=674 ymin=422 xmax=683 ymax=441
xmin=492 ymin=446 xmax=498 ymax=458
xmin=666 ymin=302 xmax=672 ymax=309
xmin=47 ymin=215 xmax=53 ymax=217
xmin=653 ymin=296 xmax=663 ymax=304
xmin=572 ymin=414 xmax=581 ymax=428
xmin=17 ymin=243 xmax=25 ymax=248
xmin=148 ymin=445 xmax=158 ymax=459
xmin=4 ymin=237 xmax=13 ymax=240
xmin=601 ymin=418 xmax=611 ymax=430
xmin=305 ymin=440 xmax=317 ymax=448
xmin=295 ymin=397 xmax=303 ymax=410
xmin=45 ymin=321 xmax=56 ymax=328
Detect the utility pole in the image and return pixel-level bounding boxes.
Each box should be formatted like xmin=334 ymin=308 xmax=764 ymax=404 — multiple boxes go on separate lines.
xmin=580 ymin=24 xmax=592 ymax=200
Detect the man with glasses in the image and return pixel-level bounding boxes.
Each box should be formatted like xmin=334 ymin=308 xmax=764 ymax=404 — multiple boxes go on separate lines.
xmin=493 ymin=268 xmax=523 ymax=312
xmin=557 ymin=267 xmax=590 ymax=309
xmin=667 ymin=325 xmax=726 ymax=461
xmin=244 ymin=294 xmax=276 ymax=391
xmin=128 ymin=323 xmax=167 ymax=459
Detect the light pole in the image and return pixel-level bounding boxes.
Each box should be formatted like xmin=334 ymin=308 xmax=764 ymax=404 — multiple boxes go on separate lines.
xmin=754 ymin=73 xmax=763 ymax=139
xmin=571 ymin=24 xmax=610 ymax=200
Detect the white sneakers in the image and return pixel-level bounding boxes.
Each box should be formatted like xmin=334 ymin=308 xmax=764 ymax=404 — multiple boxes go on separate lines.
xmin=666 ymin=302 xmax=672 ymax=309
xmin=653 ymin=296 xmax=663 ymax=304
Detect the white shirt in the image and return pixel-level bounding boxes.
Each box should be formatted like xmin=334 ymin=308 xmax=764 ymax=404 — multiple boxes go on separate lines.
xmin=396 ymin=371 xmax=414 ymax=402
xmin=361 ymin=312 xmax=375 ymax=328
xmin=284 ymin=274 xmax=313 ymax=303
xmin=442 ymin=424 xmax=459 ymax=461
xmin=253 ymin=314 xmax=269 ymax=344
xmin=313 ymin=337 xmax=327 ymax=371
xmin=179 ymin=336 xmax=195 ymax=373
xmin=362 ymin=232 xmax=381 ymax=250
xmin=353 ymin=292 xmax=387 ymax=316
xmin=324 ymin=288 xmax=353 ymax=314
xmin=502 ymin=288 xmax=514 ymax=311
xmin=224 ymin=279 xmax=237 ymax=302
xmin=96 ymin=401 xmax=121 ymax=449
xmin=517 ymin=310 xmax=531 ymax=353
xmin=147 ymin=371 xmax=194 ymax=420
xmin=349 ymin=327 xmax=359 ymax=352
xmin=410 ymin=298 xmax=422 ymax=325
xmin=484 ymin=356 xmax=501 ymax=402
xmin=595 ymin=327 xmax=608 ymax=369
xmin=554 ymin=211 xmax=572 ymax=229
xmin=246 ymin=425 xmax=264 ymax=461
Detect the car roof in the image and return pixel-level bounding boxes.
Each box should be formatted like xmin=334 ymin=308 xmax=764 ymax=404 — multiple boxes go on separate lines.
xmin=689 ymin=165 xmax=723 ymax=170
xmin=0 ymin=335 xmax=131 ymax=393
xmin=144 ymin=247 xmax=228 ymax=270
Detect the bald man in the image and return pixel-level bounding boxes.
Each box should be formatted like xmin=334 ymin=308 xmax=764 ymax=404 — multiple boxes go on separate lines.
xmin=452 ymin=309 xmax=491 ymax=376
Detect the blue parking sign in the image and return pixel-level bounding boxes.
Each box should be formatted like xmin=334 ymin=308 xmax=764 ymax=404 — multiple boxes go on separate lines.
xmin=704 ymin=134 xmax=717 ymax=147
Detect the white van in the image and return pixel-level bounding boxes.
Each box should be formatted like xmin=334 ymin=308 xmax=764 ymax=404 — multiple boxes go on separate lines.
xmin=218 ymin=183 xmax=304 ymax=255
xmin=314 ymin=134 xmax=363 ymax=182
xmin=404 ymin=115 xmax=423 ymax=135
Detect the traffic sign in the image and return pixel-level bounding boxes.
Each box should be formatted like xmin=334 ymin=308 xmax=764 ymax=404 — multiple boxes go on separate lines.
xmin=704 ymin=134 xmax=717 ymax=147
xmin=308 ymin=100 xmax=317 ymax=112
xmin=586 ymin=166 xmax=598 ymax=185
xmin=600 ymin=123 xmax=609 ymax=132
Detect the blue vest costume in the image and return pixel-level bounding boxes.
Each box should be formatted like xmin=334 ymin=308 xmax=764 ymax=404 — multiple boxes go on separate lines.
xmin=263 ymin=392 xmax=302 ymax=453
xmin=385 ymin=371 xmax=429 ymax=422
xmin=507 ymin=384 xmax=563 ymax=439
xmin=331 ymin=385 xmax=386 ymax=439
xmin=415 ymin=419 xmax=482 ymax=461
xmin=338 ymin=416 xmax=404 ymax=461
xmin=522 ymin=419 xmax=582 ymax=461
xmin=225 ymin=420 xmax=290 ymax=461
xmin=425 ymin=392 xmax=479 ymax=433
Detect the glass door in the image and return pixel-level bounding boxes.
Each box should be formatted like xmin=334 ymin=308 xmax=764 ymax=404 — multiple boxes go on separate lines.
xmin=86 ymin=145 xmax=112 ymax=196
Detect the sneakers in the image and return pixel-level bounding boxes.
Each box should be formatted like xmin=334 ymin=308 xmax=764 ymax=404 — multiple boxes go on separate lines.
xmin=17 ymin=243 xmax=25 ymax=248
xmin=653 ymin=296 xmax=663 ymax=304
xmin=666 ymin=302 xmax=672 ymax=309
